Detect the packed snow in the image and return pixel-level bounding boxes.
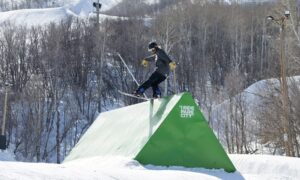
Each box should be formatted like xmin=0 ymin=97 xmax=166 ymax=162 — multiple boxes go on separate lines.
xmin=0 ymin=151 xmax=300 ymax=180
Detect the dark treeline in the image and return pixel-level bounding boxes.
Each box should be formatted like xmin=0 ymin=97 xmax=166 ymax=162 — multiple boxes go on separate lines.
xmin=0 ymin=1 xmax=300 ymax=163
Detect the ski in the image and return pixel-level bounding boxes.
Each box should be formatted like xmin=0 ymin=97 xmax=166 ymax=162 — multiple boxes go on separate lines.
xmin=118 ymin=90 xmax=152 ymax=101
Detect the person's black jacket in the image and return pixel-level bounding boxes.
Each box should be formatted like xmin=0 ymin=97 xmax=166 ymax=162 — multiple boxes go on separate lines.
xmin=144 ymin=48 xmax=172 ymax=77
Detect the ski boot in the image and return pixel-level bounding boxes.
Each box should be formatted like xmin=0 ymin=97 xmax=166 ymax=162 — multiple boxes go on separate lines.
xmin=133 ymin=88 xmax=144 ymax=97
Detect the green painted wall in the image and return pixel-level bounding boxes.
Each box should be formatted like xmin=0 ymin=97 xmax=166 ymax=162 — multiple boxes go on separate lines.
xmin=135 ymin=93 xmax=236 ymax=172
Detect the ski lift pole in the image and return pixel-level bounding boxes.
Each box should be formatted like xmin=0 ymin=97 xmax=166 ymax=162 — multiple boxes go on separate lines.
xmin=117 ymin=53 xmax=148 ymax=98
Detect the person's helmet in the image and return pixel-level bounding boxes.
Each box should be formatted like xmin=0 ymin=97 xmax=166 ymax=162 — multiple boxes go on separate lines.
xmin=148 ymin=41 xmax=158 ymax=50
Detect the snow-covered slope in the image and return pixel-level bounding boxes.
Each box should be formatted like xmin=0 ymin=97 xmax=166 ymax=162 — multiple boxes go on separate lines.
xmin=0 ymin=0 xmax=123 ymax=26
xmin=211 ymin=76 xmax=300 ymax=152
xmin=0 ymin=7 xmax=76 ymax=26
xmin=0 ymin=154 xmax=299 ymax=180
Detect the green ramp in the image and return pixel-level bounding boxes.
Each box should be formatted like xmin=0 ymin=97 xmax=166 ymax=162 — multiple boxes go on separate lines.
xmin=64 ymin=92 xmax=236 ymax=172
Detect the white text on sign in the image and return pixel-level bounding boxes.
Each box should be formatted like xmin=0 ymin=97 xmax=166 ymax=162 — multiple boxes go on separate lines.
xmin=180 ymin=106 xmax=194 ymax=118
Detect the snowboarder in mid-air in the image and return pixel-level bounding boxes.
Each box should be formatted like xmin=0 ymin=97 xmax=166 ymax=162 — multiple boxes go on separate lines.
xmin=133 ymin=42 xmax=177 ymax=98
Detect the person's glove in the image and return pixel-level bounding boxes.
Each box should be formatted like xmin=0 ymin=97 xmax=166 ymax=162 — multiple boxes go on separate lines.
xmin=141 ymin=59 xmax=149 ymax=67
xmin=169 ymin=61 xmax=177 ymax=70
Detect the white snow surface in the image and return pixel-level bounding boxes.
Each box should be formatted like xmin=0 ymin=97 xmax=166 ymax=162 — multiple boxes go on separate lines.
xmin=0 ymin=154 xmax=300 ymax=179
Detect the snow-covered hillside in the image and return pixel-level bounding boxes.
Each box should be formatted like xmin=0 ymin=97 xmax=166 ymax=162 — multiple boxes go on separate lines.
xmin=0 ymin=0 xmax=123 ymax=26
xmin=0 ymin=153 xmax=299 ymax=180
xmin=211 ymin=76 xmax=300 ymax=153
xmin=0 ymin=0 xmax=163 ymax=26
xmin=0 ymin=7 xmax=77 ymax=26
xmin=0 ymin=0 xmax=273 ymax=27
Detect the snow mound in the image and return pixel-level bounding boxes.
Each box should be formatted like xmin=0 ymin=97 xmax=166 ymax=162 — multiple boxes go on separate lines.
xmin=231 ymin=154 xmax=300 ymax=179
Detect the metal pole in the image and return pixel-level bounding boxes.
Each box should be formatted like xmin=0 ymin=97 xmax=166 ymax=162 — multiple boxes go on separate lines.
xmin=173 ymin=69 xmax=177 ymax=94
xmin=164 ymin=79 xmax=167 ymax=96
xmin=93 ymin=1 xmax=101 ymax=28
xmin=93 ymin=1 xmax=102 ymax=111
xmin=267 ymin=12 xmax=292 ymax=156
xmin=118 ymin=53 xmax=141 ymax=86
xmin=96 ymin=0 xmax=100 ymax=29
xmin=280 ymin=17 xmax=291 ymax=156
xmin=149 ymin=99 xmax=154 ymax=137
xmin=1 ymin=87 xmax=8 ymax=136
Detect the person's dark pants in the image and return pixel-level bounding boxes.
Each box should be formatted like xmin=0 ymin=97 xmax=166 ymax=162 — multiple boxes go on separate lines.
xmin=137 ymin=71 xmax=166 ymax=97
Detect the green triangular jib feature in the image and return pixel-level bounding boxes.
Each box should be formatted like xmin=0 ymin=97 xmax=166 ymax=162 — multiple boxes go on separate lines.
xmin=135 ymin=93 xmax=236 ymax=172
xmin=64 ymin=92 xmax=235 ymax=172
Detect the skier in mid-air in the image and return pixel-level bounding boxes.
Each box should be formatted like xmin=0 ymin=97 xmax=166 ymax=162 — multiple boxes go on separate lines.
xmin=133 ymin=42 xmax=177 ymax=98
